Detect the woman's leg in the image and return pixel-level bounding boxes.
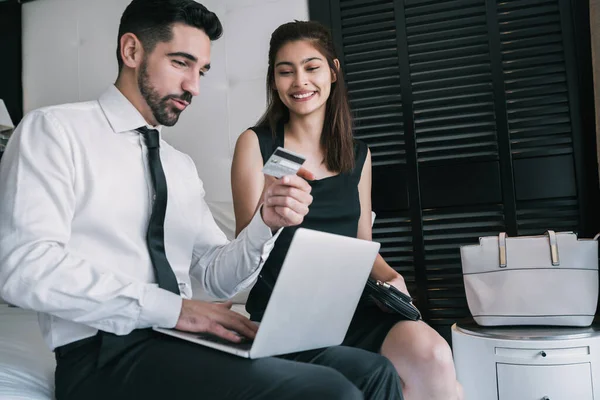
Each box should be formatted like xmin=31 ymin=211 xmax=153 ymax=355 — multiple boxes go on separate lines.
xmin=380 ymin=320 xmax=463 ymax=400
xmin=343 ymin=304 xmax=463 ymax=400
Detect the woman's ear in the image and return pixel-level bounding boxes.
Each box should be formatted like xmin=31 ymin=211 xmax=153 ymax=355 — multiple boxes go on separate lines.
xmin=331 ymin=59 xmax=341 ymax=83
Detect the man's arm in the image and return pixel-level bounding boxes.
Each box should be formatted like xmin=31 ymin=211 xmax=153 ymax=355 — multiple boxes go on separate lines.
xmin=0 ymin=111 xmax=181 ymax=335
xmin=189 ymin=187 xmax=278 ymax=299
xmin=189 ymin=147 xmax=314 ymax=299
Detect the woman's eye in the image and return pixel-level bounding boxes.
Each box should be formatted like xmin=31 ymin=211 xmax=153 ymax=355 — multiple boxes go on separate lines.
xmin=278 ymin=71 xmax=292 ymax=76
xmin=307 ymin=66 xmax=320 ymax=72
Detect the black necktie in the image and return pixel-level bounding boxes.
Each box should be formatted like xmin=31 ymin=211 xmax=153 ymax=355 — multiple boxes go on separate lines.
xmin=95 ymin=127 xmax=181 ymax=367
xmin=136 ymin=126 xmax=181 ymax=295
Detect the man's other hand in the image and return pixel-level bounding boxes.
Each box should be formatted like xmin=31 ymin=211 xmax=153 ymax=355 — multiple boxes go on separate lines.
xmin=175 ymin=299 xmax=258 ymax=342
xmin=261 ymin=167 xmax=314 ymax=231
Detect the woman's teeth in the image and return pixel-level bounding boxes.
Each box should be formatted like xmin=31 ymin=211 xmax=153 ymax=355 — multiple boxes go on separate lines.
xmin=292 ymin=92 xmax=315 ymax=99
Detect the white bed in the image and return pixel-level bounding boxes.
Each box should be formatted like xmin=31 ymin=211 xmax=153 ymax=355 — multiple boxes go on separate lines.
xmin=0 ymin=305 xmax=56 ymax=400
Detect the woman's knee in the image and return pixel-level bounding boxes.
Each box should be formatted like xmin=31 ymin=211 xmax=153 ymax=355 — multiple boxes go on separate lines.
xmin=384 ymin=323 xmax=455 ymax=374
xmin=406 ymin=333 xmax=455 ymax=375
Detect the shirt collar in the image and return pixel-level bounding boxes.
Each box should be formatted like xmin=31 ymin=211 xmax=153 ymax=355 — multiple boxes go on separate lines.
xmin=98 ymin=85 xmax=163 ymax=134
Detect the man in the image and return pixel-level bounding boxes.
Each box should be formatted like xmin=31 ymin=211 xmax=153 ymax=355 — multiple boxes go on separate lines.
xmin=0 ymin=0 xmax=403 ymax=399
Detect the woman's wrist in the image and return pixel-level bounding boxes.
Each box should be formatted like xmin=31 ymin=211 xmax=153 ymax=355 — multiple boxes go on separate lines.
xmin=386 ymin=274 xmax=403 ymax=284
xmin=371 ymin=271 xmax=401 ymax=283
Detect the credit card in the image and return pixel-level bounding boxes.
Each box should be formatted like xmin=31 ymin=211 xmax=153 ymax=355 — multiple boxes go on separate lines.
xmin=262 ymin=147 xmax=306 ymax=178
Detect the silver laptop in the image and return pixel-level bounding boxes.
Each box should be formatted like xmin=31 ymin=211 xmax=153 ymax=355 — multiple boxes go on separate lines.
xmin=153 ymin=228 xmax=380 ymax=358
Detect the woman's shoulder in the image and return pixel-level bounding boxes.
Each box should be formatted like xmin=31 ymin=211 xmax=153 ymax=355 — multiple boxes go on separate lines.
xmin=242 ymin=125 xmax=280 ymax=165
xmin=235 ymin=128 xmax=260 ymax=148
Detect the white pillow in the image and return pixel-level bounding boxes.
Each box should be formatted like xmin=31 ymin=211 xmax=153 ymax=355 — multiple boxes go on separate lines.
xmin=0 ymin=305 xmax=55 ymax=400
xmin=206 ymin=200 xmax=236 ymax=241
xmin=195 ymin=201 xmax=254 ymax=304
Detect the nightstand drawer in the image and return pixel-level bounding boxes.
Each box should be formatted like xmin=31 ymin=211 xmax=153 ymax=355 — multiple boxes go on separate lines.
xmin=497 ymin=363 xmax=593 ymax=400
xmin=495 ymin=346 xmax=590 ymax=360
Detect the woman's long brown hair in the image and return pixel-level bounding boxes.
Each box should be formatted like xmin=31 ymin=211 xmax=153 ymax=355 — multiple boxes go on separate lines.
xmin=255 ymin=21 xmax=355 ymax=173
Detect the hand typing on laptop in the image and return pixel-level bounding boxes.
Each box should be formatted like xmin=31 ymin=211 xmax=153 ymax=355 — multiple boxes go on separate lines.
xmin=175 ymin=300 xmax=258 ymax=343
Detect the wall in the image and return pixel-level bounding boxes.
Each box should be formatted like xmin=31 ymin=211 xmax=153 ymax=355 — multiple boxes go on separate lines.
xmin=21 ymin=0 xmax=309 ymax=237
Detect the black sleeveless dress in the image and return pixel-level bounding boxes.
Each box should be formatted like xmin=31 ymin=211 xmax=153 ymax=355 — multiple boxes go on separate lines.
xmin=246 ymin=124 xmax=402 ymax=353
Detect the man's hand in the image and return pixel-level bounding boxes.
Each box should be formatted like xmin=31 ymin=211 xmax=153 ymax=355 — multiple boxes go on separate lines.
xmin=261 ymin=167 xmax=315 ymax=231
xmin=175 ymin=299 xmax=258 ymax=342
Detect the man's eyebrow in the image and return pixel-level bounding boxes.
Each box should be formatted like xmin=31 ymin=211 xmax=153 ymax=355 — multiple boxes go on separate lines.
xmin=275 ymin=57 xmax=322 ymax=68
xmin=167 ymin=52 xmax=198 ymax=63
xmin=203 ymin=63 xmax=211 ymax=71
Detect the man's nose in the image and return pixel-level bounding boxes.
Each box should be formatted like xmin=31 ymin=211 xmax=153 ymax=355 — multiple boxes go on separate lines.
xmin=182 ymin=75 xmax=200 ymax=97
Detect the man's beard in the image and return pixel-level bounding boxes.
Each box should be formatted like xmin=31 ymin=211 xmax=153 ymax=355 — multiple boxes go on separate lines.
xmin=138 ymin=59 xmax=192 ymax=127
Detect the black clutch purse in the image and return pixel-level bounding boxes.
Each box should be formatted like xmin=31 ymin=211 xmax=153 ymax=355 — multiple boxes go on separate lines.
xmin=365 ymin=278 xmax=421 ymax=321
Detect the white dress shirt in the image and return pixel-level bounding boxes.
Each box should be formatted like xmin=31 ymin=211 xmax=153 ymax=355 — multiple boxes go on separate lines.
xmin=0 ymin=86 xmax=278 ymax=350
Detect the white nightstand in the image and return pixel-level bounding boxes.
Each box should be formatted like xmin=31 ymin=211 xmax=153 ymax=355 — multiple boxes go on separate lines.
xmin=452 ymin=323 xmax=600 ymax=400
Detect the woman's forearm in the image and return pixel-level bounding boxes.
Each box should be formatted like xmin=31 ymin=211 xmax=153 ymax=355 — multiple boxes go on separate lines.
xmin=369 ymin=253 xmax=401 ymax=282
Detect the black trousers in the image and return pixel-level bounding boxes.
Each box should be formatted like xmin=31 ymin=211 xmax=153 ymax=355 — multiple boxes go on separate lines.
xmin=54 ymin=329 xmax=403 ymax=400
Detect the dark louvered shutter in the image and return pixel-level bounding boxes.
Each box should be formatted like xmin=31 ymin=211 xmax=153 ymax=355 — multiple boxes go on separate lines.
xmin=337 ymin=1 xmax=419 ymax=293
xmin=497 ymin=0 xmax=582 ymax=235
xmin=311 ymin=0 xmax=598 ymax=342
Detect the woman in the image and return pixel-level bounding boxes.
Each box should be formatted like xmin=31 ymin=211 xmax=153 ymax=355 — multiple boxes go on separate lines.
xmin=231 ymin=21 xmax=464 ymax=400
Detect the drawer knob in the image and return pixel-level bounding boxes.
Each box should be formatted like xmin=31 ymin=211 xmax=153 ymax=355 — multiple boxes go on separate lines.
xmin=540 ymin=351 xmax=547 ymax=357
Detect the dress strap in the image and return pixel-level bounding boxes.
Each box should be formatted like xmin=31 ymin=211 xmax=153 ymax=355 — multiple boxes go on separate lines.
xmin=352 ymin=139 xmax=369 ymax=180
xmin=249 ymin=124 xmax=283 ymax=165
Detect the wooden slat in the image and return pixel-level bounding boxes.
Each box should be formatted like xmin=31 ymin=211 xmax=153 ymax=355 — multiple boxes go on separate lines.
xmin=406 ymin=0 xmax=497 ymax=164
xmin=498 ymin=0 xmax=573 ymax=159
xmin=422 ymin=205 xmax=506 ymax=324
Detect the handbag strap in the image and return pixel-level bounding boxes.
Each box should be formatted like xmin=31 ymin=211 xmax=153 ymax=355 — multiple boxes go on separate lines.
xmin=546 ymin=230 xmax=559 ymax=266
xmin=498 ymin=232 xmax=507 ymax=268
xmin=498 ymin=230 xmax=559 ymax=268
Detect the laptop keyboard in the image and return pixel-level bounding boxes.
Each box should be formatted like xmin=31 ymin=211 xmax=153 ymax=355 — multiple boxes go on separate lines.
xmin=196 ymin=333 xmax=254 ymax=351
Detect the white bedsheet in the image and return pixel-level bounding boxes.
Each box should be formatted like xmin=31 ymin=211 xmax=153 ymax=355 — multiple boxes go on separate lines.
xmin=0 ymin=305 xmax=55 ymax=400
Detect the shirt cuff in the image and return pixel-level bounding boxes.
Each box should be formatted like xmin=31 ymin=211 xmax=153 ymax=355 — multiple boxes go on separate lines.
xmin=138 ymin=285 xmax=182 ymax=328
xmin=246 ymin=207 xmax=282 ymax=261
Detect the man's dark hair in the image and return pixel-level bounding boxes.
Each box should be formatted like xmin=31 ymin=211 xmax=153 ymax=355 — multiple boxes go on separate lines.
xmin=116 ymin=0 xmax=223 ymax=71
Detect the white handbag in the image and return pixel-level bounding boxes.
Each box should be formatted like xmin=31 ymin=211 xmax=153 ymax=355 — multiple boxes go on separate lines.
xmin=460 ymin=231 xmax=599 ymax=327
